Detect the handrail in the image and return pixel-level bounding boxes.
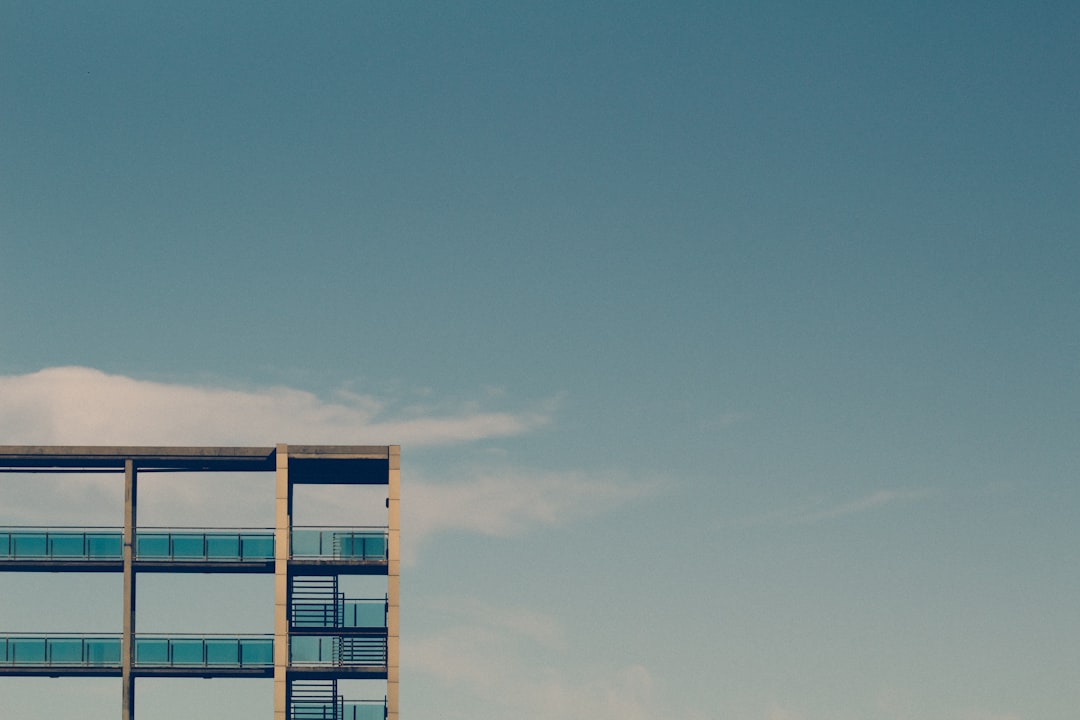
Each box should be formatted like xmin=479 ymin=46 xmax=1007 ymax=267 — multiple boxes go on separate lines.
xmin=134 ymin=633 xmax=273 ymax=668
xmin=0 ymin=633 xmax=121 ymax=667
xmin=291 ymin=700 xmax=387 ymax=720
xmin=0 ymin=528 xmax=274 ymax=563
xmin=135 ymin=529 xmax=274 ymax=562
xmin=0 ymin=526 xmax=390 ymax=563
xmin=0 ymin=633 xmax=276 ymax=669
xmin=2 ymin=632 xmax=388 ymax=669
xmin=291 ymin=596 xmax=388 ymax=629
xmin=291 ymin=528 xmax=388 ymax=561
xmin=0 ymin=529 xmax=122 ymax=561
xmin=289 ymin=635 xmax=387 ymax=667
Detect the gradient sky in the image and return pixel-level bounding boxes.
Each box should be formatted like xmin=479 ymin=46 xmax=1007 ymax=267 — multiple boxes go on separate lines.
xmin=2 ymin=2 xmax=1079 ymax=719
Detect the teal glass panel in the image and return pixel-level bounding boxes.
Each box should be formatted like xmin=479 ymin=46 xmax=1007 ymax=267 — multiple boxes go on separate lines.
xmin=0 ymin=533 xmax=9 ymax=558
xmin=339 ymin=534 xmax=361 ymax=557
xmin=290 ymin=530 xmax=324 ymax=557
xmin=86 ymin=638 xmax=121 ymax=665
xmin=339 ymin=534 xmax=386 ymax=559
xmin=240 ymin=534 xmax=273 ymax=560
xmin=49 ymin=534 xmax=84 ymax=557
xmin=171 ymin=639 xmax=204 ymax=665
xmin=136 ymin=534 xmax=170 ymax=558
xmin=135 ymin=638 xmax=169 ymax=664
xmin=239 ymin=638 xmax=273 ymax=666
xmin=205 ymin=638 xmax=239 ymax=666
xmin=48 ymin=638 xmax=84 ymax=663
xmin=344 ymin=703 xmax=386 ymax=720
xmin=171 ymin=535 xmax=204 ymax=559
xmin=290 ymin=635 xmax=334 ymax=664
xmin=13 ymin=533 xmax=46 ymax=558
xmin=0 ymin=638 xmax=7 ymax=663
xmin=343 ymin=601 xmax=386 ymax=628
xmin=366 ymin=535 xmax=387 ymax=559
xmin=87 ymin=534 xmax=122 ymax=558
xmin=11 ymin=638 xmax=46 ymax=663
xmin=292 ymin=530 xmax=386 ymax=559
xmin=206 ymin=534 xmax=240 ymax=560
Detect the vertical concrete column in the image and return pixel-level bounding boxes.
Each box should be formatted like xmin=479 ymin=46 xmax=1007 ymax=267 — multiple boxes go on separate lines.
xmin=387 ymin=445 xmax=400 ymax=720
xmin=274 ymin=444 xmax=291 ymax=720
xmin=122 ymin=459 xmax=137 ymax=720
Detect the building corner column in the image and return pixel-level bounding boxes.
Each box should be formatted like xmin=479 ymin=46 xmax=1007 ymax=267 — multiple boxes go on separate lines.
xmin=122 ymin=459 xmax=137 ymax=720
xmin=274 ymin=444 xmax=291 ymax=720
xmin=387 ymin=445 xmax=400 ymax=720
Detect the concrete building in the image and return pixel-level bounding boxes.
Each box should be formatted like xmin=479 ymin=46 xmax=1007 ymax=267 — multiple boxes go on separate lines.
xmin=0 ymin=444 xmax=400 ymax=720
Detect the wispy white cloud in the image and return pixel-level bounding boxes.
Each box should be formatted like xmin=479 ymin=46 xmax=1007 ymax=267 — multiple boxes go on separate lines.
xmin=763 ymin=705 xmax=806 ymax=720
xmin=0 ymin=366 xmax=553 ymax=447
xmin=421 ymin=597 xmax=566 ymax=649
xmin=404 ymin=466 xmax=658 ymax=562
xmin=722 ymin=488 xmax=934 ymax=529
xmin=405 ymin=599 xmax=667 ymax=720
xmin=793 ymin=489 xmax=933 ymax=523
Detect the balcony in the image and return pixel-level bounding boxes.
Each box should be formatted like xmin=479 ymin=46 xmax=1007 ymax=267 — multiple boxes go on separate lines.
xmin=290 ymin=635 xmax=388 ymax=678
xmin=289 ymin=528 xmax=388 ymax=575
xmin=135 ymin=529 xmax=275 ymax=571
xmin=133 ymin=634 xmax=273 ymax=676
xmin=0 ymin=633 xmax=273 ymax=677
xmin=0 ymin=634 xmax=121 ymax=675
xmin=291 ymin=701 xmax=387 ymax=720
xmin=0 ymin=529 xmax=122 ymax=571
xmin=0 ymin=527 xmax=388 ymax=573
xmin=290 ymin=679 xmax=386 ymax=720
xmin=291 ymin=598 xmax=387 ymax=631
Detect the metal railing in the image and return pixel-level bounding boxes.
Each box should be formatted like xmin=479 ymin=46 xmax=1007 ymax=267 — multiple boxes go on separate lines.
xmin=0 ymin=633 xmax=121 ymax=667
xmin=1 ymin=633 xmax=389 ymax=671
xmin=291 ymin=598 xmax=387 ymax=629
xmin=291 ymin=528 xmax=388 ymax=561
xmin=0 ymin=527 xmax=275 ymax=563
xmin=290 ymin=635 xmax=387 ymax=667
xmin=291 ymin=701 xmax=387 ymax=720
xmin=133 ymin=634 xmax=274 ymax=668
xmin=135 ymin=529 xmax=274 ymax=562
xmin=0 ymin=528 xmax=122 ymax=561
xmin=0 ymin=633 xmax=274 ymax=669
xmin=0 ymin=526 xmax=388 ymax=563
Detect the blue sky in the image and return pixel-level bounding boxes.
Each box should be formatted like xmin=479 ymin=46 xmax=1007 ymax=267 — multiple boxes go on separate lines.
xmin=1 ymin=1 xmax=1079 ymax=718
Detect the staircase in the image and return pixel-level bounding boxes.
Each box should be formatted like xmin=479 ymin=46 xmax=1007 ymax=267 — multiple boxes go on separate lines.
xmin=290 ymin=679 xmax=340 ymax=720
xmin=292 ymin=575 xmax=342 ymax=628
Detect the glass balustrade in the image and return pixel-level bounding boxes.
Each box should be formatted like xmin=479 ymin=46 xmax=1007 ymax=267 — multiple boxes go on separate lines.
xmin=133 ymin=636 xmax=273 ymax=668
xmin=290 ymin=635 xmax=387 ymax=667
xmin=135 ymin=530 xmax=274 ymax=562
xmin=0 ymin=634 xmax=120 ymax=667
xmin=0 ymin=530 xmax=122 ymax=561
xmin=292 ymin=701 xmax=386 ymax=720
xmin=1 ymin=527 xmax=386 ymax=563
xmin=0 ymin=528 xmax=274 ymax=563
xmin=291 ymin=599 xmax=387 ymax=629
xmin=342 ymin=702 xmax=388 ymax=720
xmin=291 ymin=528 xmax=388 ymax=561
xmin=0 ymin=634 xmax=273 ymax=669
